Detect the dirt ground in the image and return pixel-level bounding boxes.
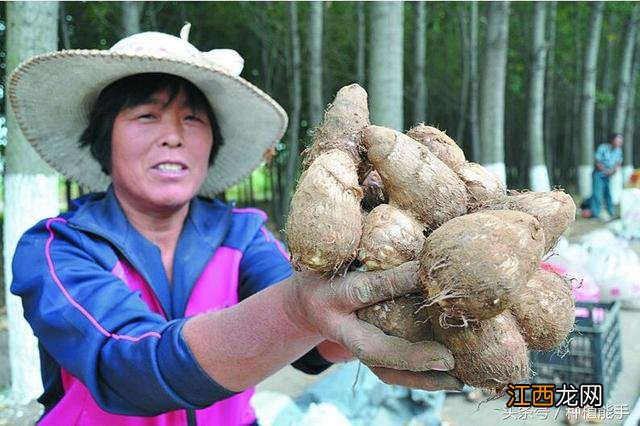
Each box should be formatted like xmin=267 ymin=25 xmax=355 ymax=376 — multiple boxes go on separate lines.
xmin=1 ymin=216 xmax=638 ymax=425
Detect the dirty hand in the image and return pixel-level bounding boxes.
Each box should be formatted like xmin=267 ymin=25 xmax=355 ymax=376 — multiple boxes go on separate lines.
xmin=286 ymin=261 xmax=462 ymax=391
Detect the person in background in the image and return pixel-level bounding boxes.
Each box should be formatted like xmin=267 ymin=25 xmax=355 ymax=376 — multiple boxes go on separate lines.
xmin=589 ymin=133 xmax=624 ymax=221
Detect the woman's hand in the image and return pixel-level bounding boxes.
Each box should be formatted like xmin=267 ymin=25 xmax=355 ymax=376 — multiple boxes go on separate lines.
xmin=285 ymin=261 xmax=462 ymax=391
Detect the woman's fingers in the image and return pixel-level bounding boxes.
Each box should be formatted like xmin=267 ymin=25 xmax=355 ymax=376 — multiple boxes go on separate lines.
xmin=340 ymin=261 xmax=421 ymax=310
xmin=370 ymin=367 xmax=464 ymax=392
xmin=335 ymin=318 xmax=455 ymax=372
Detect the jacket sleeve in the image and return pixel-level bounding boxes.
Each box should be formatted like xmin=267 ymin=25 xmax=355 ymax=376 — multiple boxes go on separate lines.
xmin=238 ymin=224 xmax=333 ymax=374
xmin=10 ymin=218 xmax=235 ymax=416
xmin=237 ymin=225 xmax=293 ymax=300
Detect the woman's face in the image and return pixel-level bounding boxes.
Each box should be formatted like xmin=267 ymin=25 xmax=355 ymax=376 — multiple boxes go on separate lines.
xmin=110 ymin=88 xmax=213 ymax=214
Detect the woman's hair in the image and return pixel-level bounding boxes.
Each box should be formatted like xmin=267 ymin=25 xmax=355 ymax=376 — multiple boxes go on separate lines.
xmin=79 ymin=73 xmax=223 ymax=175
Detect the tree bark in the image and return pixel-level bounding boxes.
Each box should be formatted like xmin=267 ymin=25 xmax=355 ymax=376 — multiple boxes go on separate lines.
xmin=5 ymin=1 xmax=60 ymax=404
xmin=369 ymin=1 xmax=404 ymax=131
xmin=469 ymin=1 xmax=480 ymax=162
xmin=613 ymin=5 xmax=640 ymax=135
xmin=480 ymin=1 xmax=510 ymax=184
xmin=578 ymin=1 xmax=604 ymax=199
xmin=527 ymin=2 xmax=550 ymax=191
xmin=600 ymin=13 xmax=618 ymax=143
xmin=612 ymin=4 xmax=640 ymax=201
xmin=122 ymin=1 xmax=143 ymax=36
xmin=283 ymin=2 xmax=302 ymax=221
xmin=456 ymin=3 xmax=470 ymax=145
xmin=308 ymin=1 xmax=324 ymax=130
xmin=624 ymin=36 xmax=640 ymax=180
xmin=413 ymin=1 xmax=427 ymax=125
xmin=544 ymin=1 xmax=557 ymax=181
xmin=356 ymin=2 xmax=366 ymax=86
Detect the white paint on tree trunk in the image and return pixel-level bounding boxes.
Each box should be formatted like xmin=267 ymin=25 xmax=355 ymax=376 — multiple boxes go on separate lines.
xmin=578 ymin=165 xmax=593 ymax=199
xmin=611 ymin=170 xmax=624 ymax=206
xmin=623 ymin=165 xmax=635 ymax=185
xmin=4 ymin=173 xmax=59 ymax=403
xmin=528 ymin=165 xmax=551 ymax=192
xmin=482 ymin=162 xmax=506 ymax=186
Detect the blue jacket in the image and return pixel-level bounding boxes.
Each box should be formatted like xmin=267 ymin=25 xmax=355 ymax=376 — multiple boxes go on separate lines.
xmin=11 ymin=187 xmax=329 ymax=424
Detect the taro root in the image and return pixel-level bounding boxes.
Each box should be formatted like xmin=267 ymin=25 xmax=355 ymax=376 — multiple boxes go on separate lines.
xmin=357 ymin=294 xmax=433 ymax=343
xmin=363 ymin=125 xmax=468 ymax=230
xmin=454 ymin=161 xmax=507 ymax=212
xmin=302 ymin=84 xmax=370 ymax=170
xmin=505 ymin=190 xmax=577 ymax=253
xmin=511 ymin=268 xmax=575 ymax=351
xmin=406 ymin=124 xmax=466 ymax=169
xmin=286 ymin=149 xmax=363 ymax=272
xmin=361 ymin=170 xmax=388 ymax=212
xmin=419 ymin=210 xmax=546 ymax=322
xmin=430 ymin=308 xmax=530 ymax=392
xmin=357 ymin=204 xmax=425 ymax=271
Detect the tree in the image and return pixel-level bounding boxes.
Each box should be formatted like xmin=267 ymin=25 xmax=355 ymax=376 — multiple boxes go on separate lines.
xmin=122 ymin=1 xmax=143 ymax=36
xmin=369 ymin=1 xmax=404 ymax=130
xmin=544 ymin=1 xmax=557 ymax=179
xmin=307 ymin=1 xmax=324 ymax=130
xmin=456 ymin=3 xmax=469 ymax=144
xmin=282 ymin=2 xmax=301 ymax=221
xmin=480 ymin=1 xmax=510 ymax=184
xmin=599 ymin=12 xmax=618 ymax=144
xmin=469 ymin=1 xmax=480 ymax=162
xmin=578 ymin=1 xmax=604 ymax=199
xmin=413 ymin=1 xmax=427 ymax=125
xmin=4 ymin=1 xmax=60 ymax=403
xmin=527 ymin=2 xmax=550 ymax=191
xmin=624 ymin=39 xmax=640 ymax=179
xmin=356 ymin=2 xmax=366 ymax=86
xmin=611 ymin=4 xmax=640 ymax=203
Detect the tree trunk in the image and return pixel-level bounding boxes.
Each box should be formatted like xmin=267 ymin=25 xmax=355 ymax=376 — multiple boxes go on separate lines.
xmin=122 ymin=1 xmax=143 ymax=36
xmin=356 ymin=2 xmax=366 ymax=86
xmin=456 ymin=3 xmax=470 ymax=145
xmin=413 ymin=1 xmax=427 ymax=125
xmin=5 ymin=1 xmax=60 ymax=404
xmin=283 ymin=2 xmax=302 ymax=222
xmin=544 ymin=1 xmax=557 ymax=181
xmin=600 ymin=13 xmax=618 ymax=143
xmin=624 ymin=38 xmax=640 ymax=182
xmin=578 ymin=1 xmax=604 ymax=199
xmin=369 ymin=1 xmax=404 ymax=131
xmin=308 ymin=1 xmax=324 ymax=131
xmin=612 ymin=5 xmax=640 ymax=202
xmin=480 ymin=1 xmax=510 ymax=184
xmin=469 ymin=1 xmax=480 ymax=162
xmin=612 ymin=6 xmax=639 ymax=135
xmin=527 ymin=2 xmax=550 ymax=191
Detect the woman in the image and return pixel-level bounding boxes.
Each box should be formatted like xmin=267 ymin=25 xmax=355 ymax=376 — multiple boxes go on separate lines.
xmin=8 ymin=25 xmax=459 ymax=425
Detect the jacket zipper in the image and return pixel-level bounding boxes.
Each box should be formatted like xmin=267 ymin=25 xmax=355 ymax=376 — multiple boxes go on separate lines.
xmin=187 ymin=408 xmax=197 ymax=426
xmin=181 ymin=203 xmax=234 ymax=316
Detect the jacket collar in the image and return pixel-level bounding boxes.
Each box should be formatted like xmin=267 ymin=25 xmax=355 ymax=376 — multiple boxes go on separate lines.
xmin=67 ymin=185 xmax=233 ymax=317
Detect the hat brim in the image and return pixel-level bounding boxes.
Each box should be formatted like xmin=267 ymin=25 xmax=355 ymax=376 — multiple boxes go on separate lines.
xmin=8 ymin=50 xmax=288 ymax=197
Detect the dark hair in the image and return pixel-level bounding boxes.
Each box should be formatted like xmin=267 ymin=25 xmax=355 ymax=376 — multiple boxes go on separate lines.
xmin=79 ymin=73 xmax=223 ymax=175
xmin=609 ymin=132 xmax=623 ymax=143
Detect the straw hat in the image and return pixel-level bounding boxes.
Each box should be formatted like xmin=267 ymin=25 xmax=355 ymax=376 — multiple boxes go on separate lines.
xmin=7 ymin=24 xmax=288 ymax=197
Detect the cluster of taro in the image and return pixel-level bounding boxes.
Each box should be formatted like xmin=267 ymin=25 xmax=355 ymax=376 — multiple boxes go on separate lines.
xmin=285 ymin=84 xmax=576 ymax=392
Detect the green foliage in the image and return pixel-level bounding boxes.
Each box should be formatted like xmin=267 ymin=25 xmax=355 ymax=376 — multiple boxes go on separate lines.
xmin=1 ymin=1 xmax=639 ymax=218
